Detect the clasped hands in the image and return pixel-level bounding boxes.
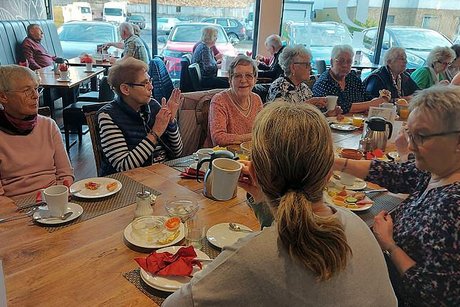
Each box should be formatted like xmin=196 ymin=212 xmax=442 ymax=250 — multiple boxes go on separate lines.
xmin=150 ymin=88 xmax=182 ymax=136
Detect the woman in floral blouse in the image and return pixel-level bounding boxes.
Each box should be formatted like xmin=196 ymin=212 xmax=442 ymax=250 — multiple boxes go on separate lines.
xmin=334 ymin=85 xmax=460 ymax=305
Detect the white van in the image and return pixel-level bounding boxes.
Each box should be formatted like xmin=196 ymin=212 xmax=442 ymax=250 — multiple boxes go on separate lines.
xmin=103 ymin=1 xmax=128 ymax=24
xmin=62 ymin=2 xmax=92 ymax=23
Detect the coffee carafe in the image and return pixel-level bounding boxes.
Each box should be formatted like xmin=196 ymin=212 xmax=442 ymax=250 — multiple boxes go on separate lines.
xmin=196 ymin=150 xmax=238 ymax=200
xmin=363 ymin=116 xmax=393 ymax=151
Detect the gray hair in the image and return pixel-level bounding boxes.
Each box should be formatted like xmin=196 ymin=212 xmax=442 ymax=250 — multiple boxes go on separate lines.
xmin=265 ymin=34 xmax=282 ymax=49
xmin=119 ymin=22 xmax=134 ymax=35
xmin=0 ymin=65 xmax=38 ymax=92
xmin=107 ymin=57 xmax=148 ymax=96
xmin=426 ymin=46 xmax=455 ymax=67
xmin=279 ymin=45 xmax=312 ymax=76
xmin=331 ymin=44 xmax=354 ymax=61
xmin=411 ymin=85 xmax=460 ymax=131
xmin=228 ymin=54 xmax=258 ymax=79
xmin=132 ymin=24 xmax=141 ymax=36
xmin=201 ymin=26 xmax=218 ymax=44
xmin=26 ymin=23 xmax=40 ymax=35
xmin=384 ymin=47 xmax=406 ymax=65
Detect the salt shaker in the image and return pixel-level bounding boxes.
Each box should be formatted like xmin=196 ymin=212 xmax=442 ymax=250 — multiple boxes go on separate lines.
xmin=134 ymin=190 xmax=153 ymax=218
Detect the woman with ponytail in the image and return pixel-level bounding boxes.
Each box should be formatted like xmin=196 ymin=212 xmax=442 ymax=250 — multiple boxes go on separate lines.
xmin=164 ymin=102 xmax=396 ymax=306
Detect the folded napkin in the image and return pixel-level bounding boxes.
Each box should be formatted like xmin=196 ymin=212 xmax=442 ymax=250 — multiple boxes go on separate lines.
xmin=135 ymin=246 xmax=202 ymax=276
xmin=180 ymin=167 xmax=205 ymax=179
xmin=366 ymin=148 xmax=384 ymax=160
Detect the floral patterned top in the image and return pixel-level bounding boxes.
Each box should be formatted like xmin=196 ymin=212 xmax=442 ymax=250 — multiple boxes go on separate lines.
xmin=267 ymin=76 xmax=313 ymax=103
xmin=366 ymin=160 xmax=460 ymax=306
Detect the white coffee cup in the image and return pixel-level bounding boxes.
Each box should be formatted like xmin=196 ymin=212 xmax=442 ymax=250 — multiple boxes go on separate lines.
xmin=85 ymin=63 xmax=93 ymax=71
xmin=340 ymin=172 xmax=356 ymax=186
xmin=43 ymin=185 xmax=68 ymax=217
xmin=211 ymin=158 xmax=242 ymax=201
xmin=196 ymin=148 xmax=214 ymax=172
xmin=59 ymin=70 xmax=70 ymax=80
xmin=326 ymin=95 xmax=338 ymax=111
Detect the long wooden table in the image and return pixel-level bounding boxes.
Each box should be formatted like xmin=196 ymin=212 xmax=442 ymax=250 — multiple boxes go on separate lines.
xmin=0 ymin=119 xmax=403 ymax=306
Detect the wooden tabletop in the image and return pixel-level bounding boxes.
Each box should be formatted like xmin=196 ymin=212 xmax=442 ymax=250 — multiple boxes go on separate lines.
xmin=0 ymin=117 xmax=404 ymax=306
xmin=37 ymin=65 xmax=105 ymax=88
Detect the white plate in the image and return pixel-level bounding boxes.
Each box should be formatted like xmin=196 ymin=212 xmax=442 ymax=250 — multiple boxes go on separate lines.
xmin=330 ymin=123 xmax=357 ymax=131
xmin=70 ymin=178 xmax=122 ymax=199
xmin=33 ymin=203 xmax=83 ymax=225
xmin=206 ymin=223 xmax=253 ymax=249
xmin=326 ymin=117 xmax=353 ymax=125
xmin=323 ymin=190 xmax=373 ymax=212
xmin=56 ymin=78 xmax=71 ymax=82
xmin=123 ymin=216 xmax=185 ymax=249
xmin=139 ymin=246 xmax=210 ymax=292
xmin=330 ymin=171 xmax=367 ymax=190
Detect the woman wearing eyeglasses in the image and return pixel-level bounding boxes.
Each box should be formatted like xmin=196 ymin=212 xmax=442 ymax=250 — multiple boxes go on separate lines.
xmin=312 ymin=44 xmax=390 ymax=114
xmin=204 ymin=55 xmax=263 ymax=147
xmin=333 ymin=85 xmax=460 ymax=305
xmin=410 ymin=46 xmax=455 ymax=90
xmin=0 ymin=65 xmax=74 ymax=198
xmin=97 ymin=57 xmax=183 ymax=176
xmin=267 ymin=45 xmax=337 ymax=112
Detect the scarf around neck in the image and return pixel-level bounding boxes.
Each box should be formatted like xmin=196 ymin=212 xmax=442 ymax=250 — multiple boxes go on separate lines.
xmin=0 ymin=109 xmax=38 ymax=135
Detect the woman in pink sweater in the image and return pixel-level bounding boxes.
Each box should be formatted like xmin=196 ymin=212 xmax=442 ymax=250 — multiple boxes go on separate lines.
xmin=205 ymin=55 xmax=263 ymax=147
xmin=0 ymin=65 xmax=74 ymax=199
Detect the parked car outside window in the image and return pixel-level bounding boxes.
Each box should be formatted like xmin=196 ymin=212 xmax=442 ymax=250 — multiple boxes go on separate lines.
xmin=161 ymin=23 xmax=237 ymax=79
xmin=201 ymin=17 xmax=246 ymax=42
xmin=157 ymin=17 xmax=181 ymax=35
xmin=58 ymin=21 xmax=120 ymax=58
xmin=127 ymin=15 xmax=146 ymax=30
xmin=361 ymin=26 xmax=453 ymax=69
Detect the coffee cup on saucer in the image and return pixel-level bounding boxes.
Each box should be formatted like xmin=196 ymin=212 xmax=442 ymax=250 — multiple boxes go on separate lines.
xmin=326 ymin=95 xmax=338 ymax=111
xmin=42 ymin=185 xmax=68 ymax=217
xmin=59 ymin=70 xmax=70 ymax=80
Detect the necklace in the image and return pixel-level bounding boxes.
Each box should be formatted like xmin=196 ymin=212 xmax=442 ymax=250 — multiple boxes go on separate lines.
xmin=228 ymin=90 xmax=251 ymax=113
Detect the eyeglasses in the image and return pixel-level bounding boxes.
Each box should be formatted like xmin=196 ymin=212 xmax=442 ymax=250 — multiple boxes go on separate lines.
xmin=232 ymin=73 xmax=255 ymax=81
xmin=294 ymin=62 xmax=311 ymax=68
xmin=404 ymin=127 xmax=460 ymax=146
xmin=334 ymin=58 xmax=353 ymax=66
xmin=125 ymin=78 xmax=153 ymax=89
xmin=437 ymin=61 xmax=452 ymax=66
xmin=6 ymin=86 xmax=43 ymax=97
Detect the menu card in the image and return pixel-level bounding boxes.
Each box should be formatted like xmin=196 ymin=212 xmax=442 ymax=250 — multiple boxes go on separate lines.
xmin=368 ymin=106 xmax=396 ymax=124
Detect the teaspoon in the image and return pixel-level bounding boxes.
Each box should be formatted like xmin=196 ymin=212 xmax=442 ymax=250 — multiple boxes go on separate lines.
xmin=229 ymin=223 xmax=253 ymax=233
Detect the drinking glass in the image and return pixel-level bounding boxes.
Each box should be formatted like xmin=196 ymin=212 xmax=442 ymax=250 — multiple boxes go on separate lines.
xmin=185 ymin=218 xmax=206 ymax=249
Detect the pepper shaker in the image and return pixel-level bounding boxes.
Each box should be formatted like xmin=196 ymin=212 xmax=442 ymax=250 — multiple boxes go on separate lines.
xmin=134 ymin=190 xmax=153 ymax=218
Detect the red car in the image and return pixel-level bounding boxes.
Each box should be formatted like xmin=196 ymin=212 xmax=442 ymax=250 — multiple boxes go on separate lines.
xmin=161 ymin=23 xmax=238 ymax=79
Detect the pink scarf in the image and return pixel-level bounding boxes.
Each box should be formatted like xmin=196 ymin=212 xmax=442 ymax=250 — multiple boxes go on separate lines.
xmin=2 ymin=110 xmax=38 ymax=133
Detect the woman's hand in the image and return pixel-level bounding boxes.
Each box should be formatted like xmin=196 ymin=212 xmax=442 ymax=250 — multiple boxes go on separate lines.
xmin=237 ymin=160 xmax=264 ymax=203
xmin=373 ymin=211 xmax=396 ymax=250
xmin=326 ymin=106 xmax=343 ymax=120
xmin=164 ymin=88 xmax=181 ymax=124
xmin=151 ymin=107 xmax=171 ymax=136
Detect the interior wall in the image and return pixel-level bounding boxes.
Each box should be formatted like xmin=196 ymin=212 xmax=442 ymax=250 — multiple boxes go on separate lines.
xmin=257 ymin=0 xmax=283 ymax=56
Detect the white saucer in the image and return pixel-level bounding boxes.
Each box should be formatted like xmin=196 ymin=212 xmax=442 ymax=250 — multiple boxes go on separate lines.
xmin=33 ymin=203 xmax=83 ymax=225
xmin=139 ymin=246 xmax=210 ymax=292
xmin=56 ymin=78 xmax=71 ymax=82
xmin=330 ymin=171 xmax=367 ymax=190
xmin=330 ymin=123 xmax=357 ymax=131
xmin=206 ymin=223 xmax=253 ymax=249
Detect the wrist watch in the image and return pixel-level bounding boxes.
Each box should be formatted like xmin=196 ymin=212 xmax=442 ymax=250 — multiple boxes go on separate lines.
xmin=383 ymin=243 xmax=399 ymax=256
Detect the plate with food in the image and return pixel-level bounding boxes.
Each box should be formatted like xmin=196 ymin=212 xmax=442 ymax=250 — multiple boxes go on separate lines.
xmin=324 ymin=187 xmax=374 ymax=211
xmin=124 ymin=216 xmax=185 ymax=249
xmin=70 ymin=177 xmax=122 ymax=199
xmin=326 ymin=117 xmax=353 ymax=125
xmin=139 ymin=246 xmax=210 ymax=292
xmin=330 ymin=123 xmax=358 ymax=132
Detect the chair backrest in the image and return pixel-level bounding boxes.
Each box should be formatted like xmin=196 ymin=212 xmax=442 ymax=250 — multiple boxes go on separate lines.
xmin=188 ymin=63 xmax=203 ymax=91
xmin=316 ymin=60 xmax=327 ymax=74
xmin=179 ymin=54 xmax=193 ymax=92
xmin=149 ymin=56 xmax=174 ymax=102
xmin=98 ymin=76 xmax=115 ymax=101
xmin=38 ymin=106 xmax=51 ymax=117
xmin=178 ymin=89 xmax=223 ymax=155
xmin=82 ymin=102 xmax=109 ymax=177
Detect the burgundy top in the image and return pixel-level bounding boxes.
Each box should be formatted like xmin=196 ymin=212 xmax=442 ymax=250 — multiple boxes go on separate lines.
xmin=22 ymin=37 xmax=55 ymax=70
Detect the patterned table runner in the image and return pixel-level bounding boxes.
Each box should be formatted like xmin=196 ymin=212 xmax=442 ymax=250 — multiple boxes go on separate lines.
xmin=163 ymin=155 xmax=196 ymax=173
xmin=356 ymin=192 xmax=403 ymax=227
xmin=14 ymin=173 xmax=161 ymax=232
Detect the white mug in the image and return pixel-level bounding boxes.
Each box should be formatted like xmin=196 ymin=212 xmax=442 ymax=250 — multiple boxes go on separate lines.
xmin=85 ymin=63 xmax=93 ymax=71
xmin=43 ymin=185 xmax=68 ymax=217
xmin=326 ymin=95 xmax=338 ymax=111
xmin=196 ymin=148 xmax=214 ymax=172
xmin=59 ymin=70 xmax=70 ymax=80
xmin=211 ymin=158 xmax=242 ymax=201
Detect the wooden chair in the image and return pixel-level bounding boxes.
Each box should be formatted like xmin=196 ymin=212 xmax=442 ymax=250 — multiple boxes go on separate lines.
xmin=82 ymin=103 xmax=109 ymax=177
xmin=37 ymin=106 xmax=51 ymax=117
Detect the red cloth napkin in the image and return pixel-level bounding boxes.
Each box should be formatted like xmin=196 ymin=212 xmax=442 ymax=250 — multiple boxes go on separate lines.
xmin=366 ymin=148 xmax=384 ymax=160
xmin=134 ymin=246 xmax=202 ymax=276
xmin=180 ymin=167 xmax=205 ymax=179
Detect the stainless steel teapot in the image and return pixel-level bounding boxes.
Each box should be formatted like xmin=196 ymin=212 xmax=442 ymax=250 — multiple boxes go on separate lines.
xmin=196 ymin=150 xmax=238 ymax=200
xmin=363 ymin=116 xmax=393 ymax=151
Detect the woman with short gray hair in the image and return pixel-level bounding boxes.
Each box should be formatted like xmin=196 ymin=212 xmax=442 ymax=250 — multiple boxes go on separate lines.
xmin=411 ymin=46 xmax=455 ymax=89
xmin=267 ymin=45 xmax=334 ymax=114
xmin=191 ymin=26 xmax=228 ymax=89
xmin=364 ymin=47 xmax=419 ymax=100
